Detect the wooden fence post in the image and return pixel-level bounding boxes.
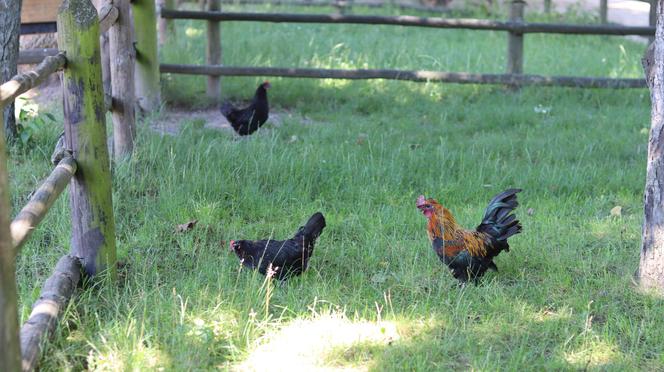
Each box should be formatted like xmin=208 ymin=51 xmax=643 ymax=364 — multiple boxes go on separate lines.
xmin=507 ymin=0 xmax=525 ymax=77
xmin=132 ymin=0 xmax=162 ymax=112
xmin=94 ymin=0 xmax=112 ymax=98
xmin=207 ymin=0 xmax=221 ymax=102
xmin=0 ymin=108 xmax=21 ymax=372
xmin=158 ymin=0 xmax=176 ymax=46
xmin=58 ymin=0 xmax=117 ymax=278
xmin=109 ymin=0 xmax=136 ymax=158
xmin=544 ymin=0 xmax=551 ymax=13
xmin=599 ymin=0 xmax=607 ymax=24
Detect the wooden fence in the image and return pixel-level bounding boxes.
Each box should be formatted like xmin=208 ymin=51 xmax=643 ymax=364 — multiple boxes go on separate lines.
xmin=0 ymin=0 xmax=133 ymax=369
xmin=158 ymin=1 xmax=653 ymax=94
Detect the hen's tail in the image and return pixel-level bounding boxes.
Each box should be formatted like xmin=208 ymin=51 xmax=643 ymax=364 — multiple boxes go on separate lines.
xmin=476 ymin=189 xmax=522 ymax=247
xmin=296 ymin=212 xmax=326 ymax=244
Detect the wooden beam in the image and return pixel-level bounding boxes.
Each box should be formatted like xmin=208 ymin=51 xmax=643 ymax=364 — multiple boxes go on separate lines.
xmin=17 ymin=49 xmax=60 ymax=65
xmin=206 ymin=0 xmax=221 ymax=101
xmin=19 ymin=255 xmax=82 ymax=372
xmin=58 ymin=0 xmax=117 ymax=278
xmin=215 ymin=0 xmax=450 ymax=13
xmin=159 ymin=9 xmax=656 ymax=35
xmin=132 ymin=0 xmax=162 ymax=112
xmin=109 ymin=0 xmax=137 ymax=158
xmin=160 ymin=63 xmax=647 ymax=88
xmin=0 ymin=107 xmax=21 ymax=372
xmin=10 ymin=156 xmax=77 ymax=254
xmin=507 ymin=1 xmax=525 ymax=76
xmin=0 ymin=53 xmax=66 ymax=107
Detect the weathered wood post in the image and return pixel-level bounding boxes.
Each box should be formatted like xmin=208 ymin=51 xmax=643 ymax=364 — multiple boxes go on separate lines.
xmin=599 ymin=0 xmax=607 ymax=24
xmin=207 ymin=0 xmax=221 ymax=102
xmin=94 ymin=0 xmax=112 ymax=98
xmin=109 ymin=0 xmax=136 ymax=158
xmin=132 ymin=0 xmax=161 ymax=112
xmin=58 ymin=0 xmax=117 ymax=278
xmin=0 ymin=108 xmax=21 ymax=372
xmin=544 ymin=0 xmax=551 ymax=13
xmin=639 ymin=0 xmax=664 ymax=294
xmin=507 ymin=0 xmax=525 ymax=81
xmin=158 ymin=0 xmax=176 ymax=46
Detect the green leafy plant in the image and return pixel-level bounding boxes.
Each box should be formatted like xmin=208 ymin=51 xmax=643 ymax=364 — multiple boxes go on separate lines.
xmin=16 ymin=98 xmax=56 ymax=148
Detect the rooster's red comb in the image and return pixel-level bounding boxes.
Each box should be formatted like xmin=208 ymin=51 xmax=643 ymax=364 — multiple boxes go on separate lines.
xmin=416 ymin=195 xmax=426 ymax=207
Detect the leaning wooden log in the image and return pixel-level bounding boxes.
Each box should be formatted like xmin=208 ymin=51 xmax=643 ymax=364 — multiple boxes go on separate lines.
xmin=0 ymin=53 xmax=66 ymax=106
xmin=160 ymin=63 xmax=647 ymax=88
xmin=58 ymin=0 xmax=117 ymax=278
xmin=10 ymin=155 xmax=77 ymax=255
xmin=17 ymin=48 xmax=60 ymax=65
xmin=0 ymin=108 xmax=22 ymax=372
xmin=19 ymin=255 xmax=82 ymax=372
xmin=159 ymin=10 xmax=656 ymax=36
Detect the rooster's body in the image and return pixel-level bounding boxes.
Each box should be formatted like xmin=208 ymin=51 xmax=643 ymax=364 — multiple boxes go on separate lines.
xmin=229 ymin=212 xmax=326 ymax=280
xmin=221 ymin=81 xmax=270 ymax=136
xmin=417 ymin=189 xmax=522 ymax=283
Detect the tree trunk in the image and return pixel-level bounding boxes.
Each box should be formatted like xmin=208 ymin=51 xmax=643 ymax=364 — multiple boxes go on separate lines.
xmin=640 ymin=1 xmax=664 ymax=294
xmin=0 ymin=0 xmax=22 ymax=141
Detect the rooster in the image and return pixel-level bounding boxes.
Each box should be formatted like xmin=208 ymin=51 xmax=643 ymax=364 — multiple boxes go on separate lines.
xmin=220 ymin=81 xmax=271 ymax=136
xmin=417 ymin=189 xmax=522 ymax=283
xmin=229 ymin=212 xmax=326 ymax=280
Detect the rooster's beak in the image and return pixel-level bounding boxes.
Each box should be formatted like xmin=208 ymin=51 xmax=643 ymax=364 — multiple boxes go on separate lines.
xmin=416 ymin=195 xmax=426 ymax=209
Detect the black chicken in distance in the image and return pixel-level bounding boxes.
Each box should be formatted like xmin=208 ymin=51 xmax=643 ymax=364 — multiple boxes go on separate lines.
xmin=229 ymin=212 xmax=326 ymax=280
xmin=220 ymin=81 xmax=271 ymax=136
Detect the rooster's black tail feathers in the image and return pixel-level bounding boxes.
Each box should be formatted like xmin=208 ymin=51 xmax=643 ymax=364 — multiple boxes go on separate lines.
xmin=477 ymin=189 xmax=522 ymax=244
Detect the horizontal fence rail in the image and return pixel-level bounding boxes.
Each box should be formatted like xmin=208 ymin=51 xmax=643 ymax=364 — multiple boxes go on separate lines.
xmin=0 ymin=53 xmax=66 ymax=106
xmin=160 ymin=63 xmax=647 ymax=88
xmin=218 ymin=0 xmax=451 ymax=13
xmin=160 ymin=9 xmax=656 ymax=35
xmin=10 ymin=155 xmax=77 ymax=254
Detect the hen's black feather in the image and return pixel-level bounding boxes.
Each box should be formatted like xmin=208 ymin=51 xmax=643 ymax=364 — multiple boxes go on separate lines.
xmin=230 ymin=212 xmax=326 ymax=280
xmin=221 ymin=82 xmax=270 ymax=136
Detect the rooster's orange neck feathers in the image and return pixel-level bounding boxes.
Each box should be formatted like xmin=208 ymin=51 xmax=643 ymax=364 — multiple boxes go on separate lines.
xmin=426 ymin=201 xmax=459 ymax=240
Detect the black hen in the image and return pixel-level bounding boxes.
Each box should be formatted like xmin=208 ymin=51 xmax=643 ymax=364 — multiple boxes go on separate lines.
xmin=220 ymin=81 xmax=271 ymax=136
xmin=229 ymin=212 xmax=326 ymax=280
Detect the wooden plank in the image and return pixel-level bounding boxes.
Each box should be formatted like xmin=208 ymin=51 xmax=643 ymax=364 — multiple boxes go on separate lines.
xmin=160 ymin=9 xmax=656 ymax=35
xmin=160 ymin=63 xmax=647 ymax=88
xmin=21 ymin=0 xmax=60 ymax=24
xmin=58 ymin=0 xmax=117 ymax=278
xmin=10 ymin=156 xmax=77 ymax=254
xmin=19 ymin=255 xmax=81 ymax=372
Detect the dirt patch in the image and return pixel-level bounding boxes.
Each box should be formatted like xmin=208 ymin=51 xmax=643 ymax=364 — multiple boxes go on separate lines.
xmin=153 ymin=105 xmax=320 ymax=136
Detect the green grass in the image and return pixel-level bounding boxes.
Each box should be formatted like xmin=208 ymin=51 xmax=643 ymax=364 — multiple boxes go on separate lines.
xmin=8 ymin=4 xmax=664 ymax=371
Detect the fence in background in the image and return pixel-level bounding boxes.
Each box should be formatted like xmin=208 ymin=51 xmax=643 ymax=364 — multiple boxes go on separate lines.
xmin=159 ymin=1 xmax=653 ymax=94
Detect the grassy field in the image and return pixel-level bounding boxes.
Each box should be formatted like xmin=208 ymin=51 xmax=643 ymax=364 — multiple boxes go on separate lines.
xmin=8 ymin=4 xmax=664 ymax=371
